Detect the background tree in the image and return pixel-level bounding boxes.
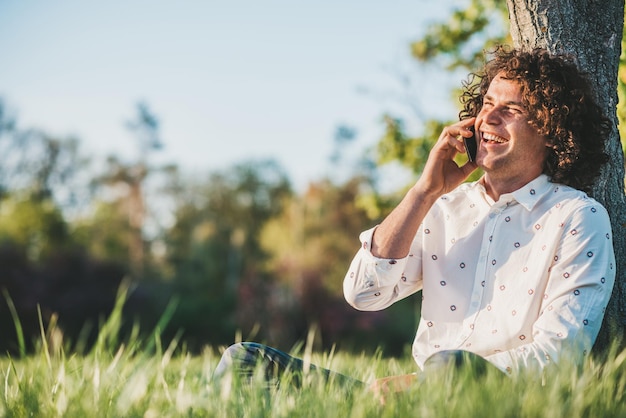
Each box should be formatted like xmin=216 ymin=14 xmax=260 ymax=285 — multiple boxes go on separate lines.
xmin=259 ymin=175 xmax=418 ymax=353
xmin=0 ymin=101 xmax=87 ymax=208
xmin=0 ymin=106 xmax=125 ymax=354
xmin=159 ymin=159 xmax=293 ymax=349
xmin=506 ymin=0 xmax=625 ymax=350
xmin=93 ymin=102 xmax=165 ymax=278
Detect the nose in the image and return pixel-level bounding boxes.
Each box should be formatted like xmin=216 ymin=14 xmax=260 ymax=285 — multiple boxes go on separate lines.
xmin=479 ymin=106 xmax=501 ymax=126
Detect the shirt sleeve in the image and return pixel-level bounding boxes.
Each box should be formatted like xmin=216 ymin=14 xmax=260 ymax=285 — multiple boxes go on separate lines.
xmin=485 ymin=203 xmax=616 ymax=374
xmin=343 ymin=226 xmax=423 ymax=311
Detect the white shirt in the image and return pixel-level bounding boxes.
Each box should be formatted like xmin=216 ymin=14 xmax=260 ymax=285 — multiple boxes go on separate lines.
xmin=343 ymin=175 xmax=615 ymax=374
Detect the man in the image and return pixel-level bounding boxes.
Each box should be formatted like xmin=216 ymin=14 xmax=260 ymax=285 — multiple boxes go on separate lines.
xmin=345 ymin=46 xmax=616 ymax=393
xmin=215 ymin=46 xmax=615 ymax=393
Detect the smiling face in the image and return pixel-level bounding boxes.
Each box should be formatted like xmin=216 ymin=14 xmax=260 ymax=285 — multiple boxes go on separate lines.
xmin=475 ymin=73 xmax=550 ymax=194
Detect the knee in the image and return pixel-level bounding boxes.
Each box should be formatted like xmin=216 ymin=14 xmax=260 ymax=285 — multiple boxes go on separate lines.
xmin=221 ymin=342 xmax=245 ymax=359
xmin=214 ymin=343 xmax=244 ymax=378
xmin=213 ymin=342 xmax=262 ymax=378
xmin=219 ymin=342 xmax=253 ymax=364
xmin=224 ymin=342 xmax=264 ymax=359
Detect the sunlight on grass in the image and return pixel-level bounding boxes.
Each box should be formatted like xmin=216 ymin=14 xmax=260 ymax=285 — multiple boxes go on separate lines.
xmin=0 ymin=294 xmax=625 ymax=417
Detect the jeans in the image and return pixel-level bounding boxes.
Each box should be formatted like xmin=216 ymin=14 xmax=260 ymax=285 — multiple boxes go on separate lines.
xmin=213 ymin=342 xmax=495 ymax=388
xmin=213 ymin=342 xmax=363 ymax=388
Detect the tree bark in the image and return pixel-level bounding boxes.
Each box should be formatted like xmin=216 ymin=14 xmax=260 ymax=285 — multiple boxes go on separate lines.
xmin=507 ymin=0 xmax=626 ymax=351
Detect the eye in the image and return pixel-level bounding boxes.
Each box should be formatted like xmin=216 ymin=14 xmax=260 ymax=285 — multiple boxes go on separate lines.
xmin=507 ymin=106 xmax=524 ymax=114
xmin=504 ymin=102 xmax=527 ymax=115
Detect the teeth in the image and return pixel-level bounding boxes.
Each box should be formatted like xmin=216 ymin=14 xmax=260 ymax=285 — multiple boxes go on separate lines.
xmin=482 ymin=132 xmax=507 ymax=143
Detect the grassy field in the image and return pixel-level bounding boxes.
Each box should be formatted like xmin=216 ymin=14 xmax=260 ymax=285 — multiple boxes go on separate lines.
xmin=1 ymin=294 xmax=625 ymax=417
xmin=2 ymin=336 xmax=626 ymax=417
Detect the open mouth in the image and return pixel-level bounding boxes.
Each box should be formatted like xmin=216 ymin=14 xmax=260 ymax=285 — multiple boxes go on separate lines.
xmin=481 ymin=132 xmax=508 ymax=144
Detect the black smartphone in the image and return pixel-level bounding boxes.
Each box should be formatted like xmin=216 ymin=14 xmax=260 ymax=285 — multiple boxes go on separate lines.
xmin=463 ymin=126 xmax=477 ymax=162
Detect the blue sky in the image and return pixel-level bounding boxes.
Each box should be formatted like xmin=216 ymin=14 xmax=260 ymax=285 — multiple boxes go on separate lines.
xmin=0 ymin=1 xmax=458 ymax=190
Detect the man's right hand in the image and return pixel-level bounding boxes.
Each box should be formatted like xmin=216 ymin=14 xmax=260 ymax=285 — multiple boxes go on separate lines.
xmin=367 ymin=373 xmax=418 ymax=405
xmin=414 ymin=118 xmax=478 ymax=199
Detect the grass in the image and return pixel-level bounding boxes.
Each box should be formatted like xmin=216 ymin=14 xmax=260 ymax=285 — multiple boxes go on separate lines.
xmin=2 ymin=341 xmax=626 ymax=418
xmin=1 ymin=289 xmax=625 ymax=417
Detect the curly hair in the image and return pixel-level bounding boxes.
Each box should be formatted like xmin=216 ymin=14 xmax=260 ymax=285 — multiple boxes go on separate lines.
xmin=459 ymin=45 xmax=610 ymax=194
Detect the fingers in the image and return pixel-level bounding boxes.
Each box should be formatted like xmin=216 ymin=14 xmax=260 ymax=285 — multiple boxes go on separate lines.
xmin=417 ymin=119 xmax=478 ymax=196
xmin=367 ymin=378 xmax=389 ymax=405
xmin=437 ymin=118 xmax=476 ymax=156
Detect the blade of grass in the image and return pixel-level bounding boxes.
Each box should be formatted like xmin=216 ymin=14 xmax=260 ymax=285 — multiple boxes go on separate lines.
xmin=92 ymin=279 xmax=132 ymax=356
xmin=2 ymin=289 xmax=25 ymax=358
xmin=144 ymin=295 xmax=179 ymax=355
xmin=37 ymin=305 xmax=52 ymax=371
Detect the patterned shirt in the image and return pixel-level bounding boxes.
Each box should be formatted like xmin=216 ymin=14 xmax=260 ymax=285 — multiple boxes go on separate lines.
xmin=343 ymin=175 xmax=615 ymax=374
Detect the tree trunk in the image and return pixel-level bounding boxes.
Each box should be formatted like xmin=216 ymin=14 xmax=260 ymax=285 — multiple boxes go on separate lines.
xmin=507 ymin=0 xmax=626 ymax=351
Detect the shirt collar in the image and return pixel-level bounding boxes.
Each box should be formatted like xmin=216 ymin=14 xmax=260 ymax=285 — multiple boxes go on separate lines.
xmin=475 ymin=174 xmax=551 ymax=211
xmin=509 ymin=175 xmax=551 ymax=211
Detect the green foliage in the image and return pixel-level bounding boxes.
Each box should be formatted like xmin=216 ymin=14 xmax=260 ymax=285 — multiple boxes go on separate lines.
xmin=24 ymin=135 xmax=85 ymax=203
xmin=72 ymin=200 xmax=134 ymax=267
xmin=260 ymin=177 xmax=370 ymax=296
xmin=157 ymin=160 xmax=293 ymax=347
xmin=377 ymin=116 xmax=450 ymax=175
xmin=165 ymin=159 xmax=292 ymax=281
xmin=411 ymin=0 xmax=510 ymax=70
xmin=259 ymin=177 xmax=418 ymax=352
xmin=0 ymin=101 xmax=87 ymax=206
xmin=0 ymin=194 xmax=69 ymax=261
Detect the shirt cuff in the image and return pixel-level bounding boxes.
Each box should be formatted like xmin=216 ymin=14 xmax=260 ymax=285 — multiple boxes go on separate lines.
xmin=358 ymin=226 xmax=409 ymax=282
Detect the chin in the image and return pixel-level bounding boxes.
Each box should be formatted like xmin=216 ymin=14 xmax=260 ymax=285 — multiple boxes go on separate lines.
xmin=475 ymin=154 xmax=502 ymax=171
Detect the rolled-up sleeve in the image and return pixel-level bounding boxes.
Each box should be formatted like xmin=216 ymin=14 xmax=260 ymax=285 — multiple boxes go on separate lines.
xmin=343 ymin=227 xmax=423 ymax=311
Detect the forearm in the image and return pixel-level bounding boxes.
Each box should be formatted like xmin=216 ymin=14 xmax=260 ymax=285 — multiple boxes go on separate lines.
xmin=371 ymin=184 xmax=439 ymax=259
